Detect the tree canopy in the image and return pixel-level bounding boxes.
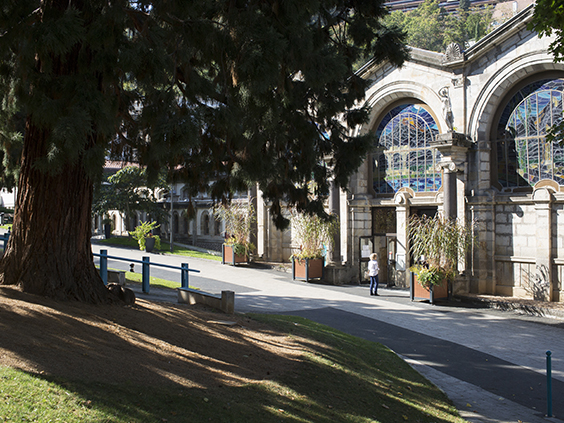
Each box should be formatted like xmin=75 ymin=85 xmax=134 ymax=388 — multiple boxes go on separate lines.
xmin=385 ymin=0 xmax=492 ymax=53
xmin=93 ymin=166 xmax=168 ymax=229
xmin=530 ymin=0 xmax=564 ymax=61
xmin=529 ymin=0 xmax=564 ymax=143
xmin=0 ymin=0 xmax=408 ymax=302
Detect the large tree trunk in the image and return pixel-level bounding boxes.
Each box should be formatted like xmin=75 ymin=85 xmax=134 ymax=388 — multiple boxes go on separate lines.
xmin=0 ymin=0 xmax=111 ymax=303
xmin=0 ymin=121 xmax=110 ymax=303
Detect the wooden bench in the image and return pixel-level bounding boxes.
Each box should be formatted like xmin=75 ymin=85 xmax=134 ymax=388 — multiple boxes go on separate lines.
xmin=177 ymin=287 xmax=234 ymax=314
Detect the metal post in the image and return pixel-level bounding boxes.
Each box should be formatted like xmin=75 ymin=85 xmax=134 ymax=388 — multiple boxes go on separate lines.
xmin=170 ymin=187 xmax=174 ymax=253
xmin=181 ymin=263 xmax=189 ymax=288
xmin=547 ymin=350 xmax=553 ymax=417
xmin=142 ymin=256 xmax=150 ymax=294
xmin=100 ymin=249 xmax=108 ymax=285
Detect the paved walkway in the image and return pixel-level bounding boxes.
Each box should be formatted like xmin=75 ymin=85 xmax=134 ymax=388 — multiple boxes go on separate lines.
xmin=93 ymin=243 xmax=564 ymax=423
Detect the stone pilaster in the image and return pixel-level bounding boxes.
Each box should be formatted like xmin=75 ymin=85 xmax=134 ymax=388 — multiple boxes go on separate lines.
xmin=431 ymin=132 xmax=472 ymax=220
xmin=394 ymin=191 xmax=411 ymax=287
xmin=328 ymin=180 xmax=342 ymax=265
xmin=532 ymin=188 xmax=553 ymax=301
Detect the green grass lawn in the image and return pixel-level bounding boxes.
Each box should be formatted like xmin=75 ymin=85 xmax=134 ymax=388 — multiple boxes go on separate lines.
xmin=124 ymin=271 xmax=198 ymax=290
xmin=0 ymin=315 xmax=466 ymax=423
xmin=95 ymin=236 xmax=222 ymax=261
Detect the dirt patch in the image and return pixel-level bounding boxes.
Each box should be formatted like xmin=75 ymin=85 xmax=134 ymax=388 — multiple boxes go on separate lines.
xmin=0 ymin=286 xmax=301 ymax=389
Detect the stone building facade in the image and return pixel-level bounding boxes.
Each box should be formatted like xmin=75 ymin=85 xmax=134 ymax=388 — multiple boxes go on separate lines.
xmin=333 ymin=5 xmax=564 ymax=301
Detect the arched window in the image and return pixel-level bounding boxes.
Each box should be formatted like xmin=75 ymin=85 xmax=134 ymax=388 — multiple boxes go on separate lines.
xmin=497 ymin=79 xmax=564 ymax=188
xmin=373 ymin=104 xmax=441 ymax=193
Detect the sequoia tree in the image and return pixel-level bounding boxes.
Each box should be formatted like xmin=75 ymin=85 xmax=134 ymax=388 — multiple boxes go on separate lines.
xmin=0 ymin=0 xmax=408 ymax=302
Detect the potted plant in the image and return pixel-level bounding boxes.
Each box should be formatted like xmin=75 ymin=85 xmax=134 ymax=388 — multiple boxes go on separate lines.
xmin=213 ymin=202 xmax=255 ymax=266
xmin=408 ymin=214 xmax=473 ymax=304
xmin=290 ymin=211 xmax=339 ymax=282
xmin=129 ymin=221 xmax=161 ymax=252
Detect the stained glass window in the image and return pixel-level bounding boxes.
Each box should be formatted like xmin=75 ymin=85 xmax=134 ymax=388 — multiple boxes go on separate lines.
xmin=497 ymin=79 xmax=564 ymax=188
xmin=373 ymin=104 xmax=441 ymax=193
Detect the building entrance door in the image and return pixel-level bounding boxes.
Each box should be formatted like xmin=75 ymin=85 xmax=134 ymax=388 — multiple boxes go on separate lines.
xmin=359 ymin=235 xmax=397 ymax=285
xmin=371 ymin=234 xmax=397 ymax=286
xmin=368 ymin=207 xmax=398 ymax=286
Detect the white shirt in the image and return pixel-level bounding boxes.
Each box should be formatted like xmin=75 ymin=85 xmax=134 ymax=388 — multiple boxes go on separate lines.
xmin=368 ymin=259 xmax=379 ymax=276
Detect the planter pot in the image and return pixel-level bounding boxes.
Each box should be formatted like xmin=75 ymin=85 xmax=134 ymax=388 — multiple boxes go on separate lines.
xmin=104 ymin=223 xmax=112 ymax=239
xmin=222 ymin=244 xmax=248 ymax=266
xmin=145 ymin=237 xmax=156 ymax=252
xmin=292 ymin=257 xmax=324 ymax=282
xmin=410 ymin=271 xmax=450 ymax=304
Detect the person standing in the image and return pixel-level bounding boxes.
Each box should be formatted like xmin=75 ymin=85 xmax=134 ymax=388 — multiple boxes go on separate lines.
xmin=368 ymin=253 xmax=379 ymax=296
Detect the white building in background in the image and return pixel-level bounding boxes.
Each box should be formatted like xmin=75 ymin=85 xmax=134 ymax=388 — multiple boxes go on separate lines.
xmin=0 ymin=188 xmax=16 ymax=209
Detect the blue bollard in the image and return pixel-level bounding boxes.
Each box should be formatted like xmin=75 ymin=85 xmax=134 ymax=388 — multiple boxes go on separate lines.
xmin=142 ymin=256 xmax=150 ymax=294
xmin=181 ymin=263 xmax=189 ymax=288
xmin=100 ymin=250 xmax=108 ymax=285
xmin=547 ymin=350 xmax=553 ymax=417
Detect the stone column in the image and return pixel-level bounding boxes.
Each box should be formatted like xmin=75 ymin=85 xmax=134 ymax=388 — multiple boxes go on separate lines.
xmin=532 ymin=188 xmax=553 ymax=301
xmin=328 ymin=180 xmax=341 ymax=264
xmin=248 ymin=184 xmax=258 ymax=257
xmin=431 ymin=132 xmax=472 ymax=221
xmin=442 ymin=164 xmax=458 ymax=220
xmin=394 ymin=191 xmax=410 ymax=287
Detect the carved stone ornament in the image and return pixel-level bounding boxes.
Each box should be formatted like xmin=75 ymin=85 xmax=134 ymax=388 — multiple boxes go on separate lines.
xmin=444 ymin=43 xmax=463 ymax=62
xmin=435 ymin=161 xmax=459 ymax=173
xmin=452 ymin=76 xmax=465 ymax=88
xmin=439 ymin=86 xmax=454 ymax=132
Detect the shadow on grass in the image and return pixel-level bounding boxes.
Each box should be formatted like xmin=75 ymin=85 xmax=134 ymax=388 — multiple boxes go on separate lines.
xmin=0 ymin=285 xmax=464 ymax=422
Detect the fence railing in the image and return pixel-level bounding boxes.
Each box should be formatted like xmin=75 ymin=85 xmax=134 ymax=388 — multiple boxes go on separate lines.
xmin=93 ymin=249 xmax=200 ymax=294
xmin=1 ymin=232 xmax=9 ymax=249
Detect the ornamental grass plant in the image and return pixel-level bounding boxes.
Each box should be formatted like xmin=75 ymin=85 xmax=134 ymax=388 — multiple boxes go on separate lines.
xmin=408 ymin=214 xmax=474 ymax=288
xmin=213 ymin=201 xmax=256 ymax=256
xmin=291 ymin=212 xmax=339 ymax=260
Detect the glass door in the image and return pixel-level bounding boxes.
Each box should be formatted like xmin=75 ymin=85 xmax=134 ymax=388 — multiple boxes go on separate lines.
xmin=359 ymin=236 xmax=374 ymax=283
xmin=360 ymin=235 xmax=398 ymax=285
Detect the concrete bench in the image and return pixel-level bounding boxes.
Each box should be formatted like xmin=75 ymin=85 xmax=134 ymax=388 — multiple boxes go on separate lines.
xmin=177 ymin=287 xmax=234 ymax=314
xmin=107 ymin=270 xmax=126 ymax=286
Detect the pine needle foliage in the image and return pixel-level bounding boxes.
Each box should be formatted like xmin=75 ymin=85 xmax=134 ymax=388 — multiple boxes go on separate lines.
xmin=0 ymin=0 xmax=408 ymax=229
xmin=0 ymin=0 xmax=408 ymax=300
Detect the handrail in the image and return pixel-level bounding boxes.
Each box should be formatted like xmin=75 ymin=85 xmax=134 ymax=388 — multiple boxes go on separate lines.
xmin=93 ymin=249 xmax=200 ymax=294
xmin=1 ymin=232 xmax=9 ymax=249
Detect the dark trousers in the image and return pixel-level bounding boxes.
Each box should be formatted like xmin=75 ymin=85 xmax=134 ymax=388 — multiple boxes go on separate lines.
xmin=370 ymin=275 xmax=379 ymax=295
